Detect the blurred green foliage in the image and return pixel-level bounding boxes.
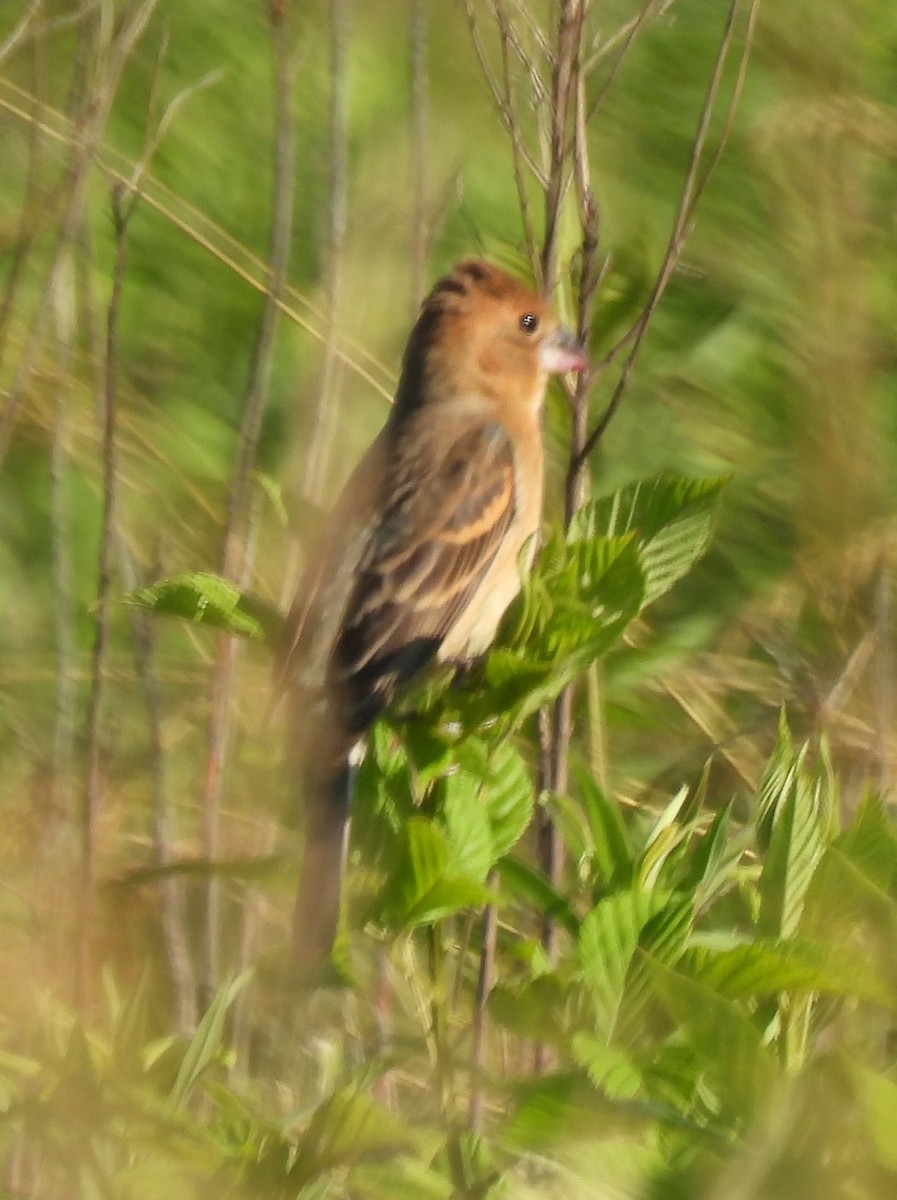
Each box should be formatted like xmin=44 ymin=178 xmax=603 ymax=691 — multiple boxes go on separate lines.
xmin=2 ymin=0 xmax=897 ymax=1197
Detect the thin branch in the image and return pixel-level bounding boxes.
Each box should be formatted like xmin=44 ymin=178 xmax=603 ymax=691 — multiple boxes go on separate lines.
xmin=410 ymin=0 xmax=429 ymax=311
xmin=469 ymin=877 xmax=498 ymax=1133
xmin=464 ymin=0 xmax=547 ymax=185
xmin=494 ymin=0 xmax=540 ymax=275
xmin=303 ymin=0 xmax=349 ymax=505
xmin=202 ymin=0 xmax=298 ymax=1002
xmin=0 ymin=0 xmax=158 ymax=469
xmin=121 ymin=546 xmax=198 ymax=1035
xmin=0 ymin=76 xmax=396 ymax=400
xmin=81 ymin=182 xmax=129 ymax=1003
xmin=574 ymin=0 xmax=754 ymax=469
xmin=585 ymin=0 xmax=655 ymax=121
xmin=539 ymin=0 xmax=585 ymax=295
xmin=49 ymin=281 xmax=77 ymax=831
xmin=0 ymin=0 xmax=44 ymax=67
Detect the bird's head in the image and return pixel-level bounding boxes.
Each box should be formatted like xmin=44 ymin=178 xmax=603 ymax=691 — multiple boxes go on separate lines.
xmin=395 ymin=259 xmax=588 ymax=417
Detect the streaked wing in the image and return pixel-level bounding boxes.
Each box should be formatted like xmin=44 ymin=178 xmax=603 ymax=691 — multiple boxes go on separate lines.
xmin=275 ymin=433 xmax=388 ymax=699
xmin=332 ymin=421 xmax=515 ymax=733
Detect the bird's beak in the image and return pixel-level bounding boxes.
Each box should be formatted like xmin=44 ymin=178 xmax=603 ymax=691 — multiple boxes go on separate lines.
xmin=539 ymin=327 xmax=589 ymax=375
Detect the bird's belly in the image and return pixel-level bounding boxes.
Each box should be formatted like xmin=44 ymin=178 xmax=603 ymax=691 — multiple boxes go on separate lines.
xmin=437 ymin=495 xmax=541 ymax=662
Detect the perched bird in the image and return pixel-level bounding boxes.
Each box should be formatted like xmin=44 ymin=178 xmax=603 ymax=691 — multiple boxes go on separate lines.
xmin=278 ymin=258 xmax=587 ymax=970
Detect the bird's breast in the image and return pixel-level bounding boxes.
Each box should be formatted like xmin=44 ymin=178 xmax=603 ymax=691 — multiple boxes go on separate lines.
xmin=437 ymin=421 xmax=543 ymax=662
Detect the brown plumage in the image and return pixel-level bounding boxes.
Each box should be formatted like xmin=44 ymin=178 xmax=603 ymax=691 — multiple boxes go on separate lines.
xmin=278 ymin=258 xmax=587 ymax=971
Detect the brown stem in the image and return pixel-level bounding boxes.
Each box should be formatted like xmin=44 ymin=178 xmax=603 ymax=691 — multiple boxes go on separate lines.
xmin=303 ymin=0 xmax=349 ymax=505
xmin=539 ymin=0 xmax=584 ymax=295
xmin=201 ymin=0 xmax=298 ymax=1003
xmin=469 ymin=876 xmax=499 ymax=1133
xmin=575 ymin=0 xmax=754 ymax=469
xmin=0 ymin=0 xmax=158 ymax=468
xmin=81 ymin=183 xmax=130 ymax=1004
xmin=410 ymin=0 xmax=429 ymax=310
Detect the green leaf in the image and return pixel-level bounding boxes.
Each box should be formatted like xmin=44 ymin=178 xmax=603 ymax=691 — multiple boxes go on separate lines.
xmin=757 ymin=755 xmax=828 ymax=939
xmin=403 ymin=878 xmax=495 ymax=927
xmin=575 ymin=765 xmax=634 ymax=886
xmin=384 ymin=818 xmax=493 ymax=928
xmin=496 ymin=857 xmax=578 ymax=935
xmin=569 ymin=474 xmax=728 ymax=607
xmin=289 ymin=1089 xmax=414 ymax=1188
xmin=646 ymin=957 xmax=778 ymax=1121
xmin=570 ymin=1034 xmax=642 ymax=1099
xmin=482 ymin=535 xmax=645 ymax=728
xmin=436 ymin=740 xmax=534 ymax=878
xmin=489 ymin=973 xmax=590 ymax=1046
xmin=168 ymin=971 xmax=251 ymax=1110
xmin=480 ymin=741 xmax=536 ymax=859
xmin=441 ymin=772 xmax=495 ymax=882
xmin=679 ymin=938 xmax=893 ymax=1006
xmin=502 ymin=1072 xmax=653 ymax=1154
xmin=635 ymin=785 xmax=694 ymax=890
xmin=852 ymin=1065 xmax=897 ymax=1171
xmin=616 ymin=897 xmax=695 ymax=1041
xmin=351 ymin=1158 xmax=454 ymax=1200
xmin=123 ymin=572 xmax=284 ymax=643
xmin=578 ymin=889 xmax=671 ymax=1038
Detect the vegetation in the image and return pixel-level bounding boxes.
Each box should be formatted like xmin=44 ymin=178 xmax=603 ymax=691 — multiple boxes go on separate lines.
xmin=1 ymin=1 xmax=897 ymax=1197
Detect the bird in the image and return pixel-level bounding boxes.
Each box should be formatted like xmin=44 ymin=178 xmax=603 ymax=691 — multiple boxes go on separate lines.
xmin=277 ymin=258 xmax=588 ymax=971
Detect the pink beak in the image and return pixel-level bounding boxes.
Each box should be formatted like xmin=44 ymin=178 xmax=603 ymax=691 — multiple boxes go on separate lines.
xmin=539 ymin=327 xmax=589 ymax=374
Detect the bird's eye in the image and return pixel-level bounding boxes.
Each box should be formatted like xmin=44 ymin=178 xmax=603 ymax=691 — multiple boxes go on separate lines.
xmin=519 ymin=312 xmax=540 ymax=334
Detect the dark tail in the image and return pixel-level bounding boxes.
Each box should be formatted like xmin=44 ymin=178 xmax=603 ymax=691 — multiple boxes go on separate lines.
xmin=292 ymin=753 xmax=354 ymax=972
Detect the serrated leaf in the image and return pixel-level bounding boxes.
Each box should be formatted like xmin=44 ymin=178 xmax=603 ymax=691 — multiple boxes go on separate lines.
xmin=403 ymin=877 xmax=495 ymax=926
xmin=123 ymin=572 xmax=284 ymax=643
xmin=575 ymin=765 xmax=634 ymax=886
xmin=679 ymin=938 xmax=892 ymax=1006
xmin=290 ymin=1090 xmax=414 ymax=1188
xmin=442 ymin=773 xmax=495 ymax=881
xmin=617 ymin=897 xmax=695 ymax=1041
xmin=570 ymin=1034 xmax=642 ymax=1099
xmin=480 ymin=742 xmax=536 ymax=859
xmin=481 ymin=537 xmax=644 ymax=728
xmin=502 ymin=1072 xmax=653 ymax=1155
xmin=646 ymin=957 xmax=778 ymax=1121
xmin=489 ymin=973 xmax=589 ymax=1045
xmin=569 ymin=474 xmax=727 ymax=607
xmin=384 ymin=818 xmax=493 ymax=928
xmin=758 ymin=765 xmax=826 ymax=938
xmin=437 ymin=740 xmax=534 ymax=875
xmin=496 ymin=857 xmax=578 ymax=935
xmin=578 ymin=889 xmax=670 ymax=1037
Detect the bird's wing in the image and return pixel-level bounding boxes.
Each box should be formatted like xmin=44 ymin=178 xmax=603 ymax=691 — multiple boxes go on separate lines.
xmin=332 ymin=420 xmax=516 ymax=732
xmin=275 ymin=433 xmax=388 ymax=700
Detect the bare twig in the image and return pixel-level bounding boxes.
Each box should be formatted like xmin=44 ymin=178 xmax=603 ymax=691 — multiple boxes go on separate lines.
xmin=121 ymin=547 xmax=198 ymax=1035
xmin=202 ymin=0 xmax=298 ymax=1002
xmin=539 ymin=0 xmax=585 ymax=296
xmin=303 ymin=0 xmax=349 ymax=506
xmin=469 ymin=886 xmax=498 ymax=1133
xmin=0 ymin=41 xmax=51 ymax=363
xmin=0 ymin=75 xmax=396 ymax=400
xmin=575 ymin=0 xmax=755 ymax=469
xmin=464 ymin=0 xmax=547 ymax=185
xmin=80 ymin=182 xmax=130 ymax=1003
xmin=49 ymin=277 xmax=77 ymax=828
xmin=494 ymin=0 xmax=540 ymax=275
xmin=0 ymin=0 xmax=44 ymax=67
xmin=0 ymin=0 xmax=158 ymax=468
xmin=410 ymin=0 xmax=429 ymax=310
